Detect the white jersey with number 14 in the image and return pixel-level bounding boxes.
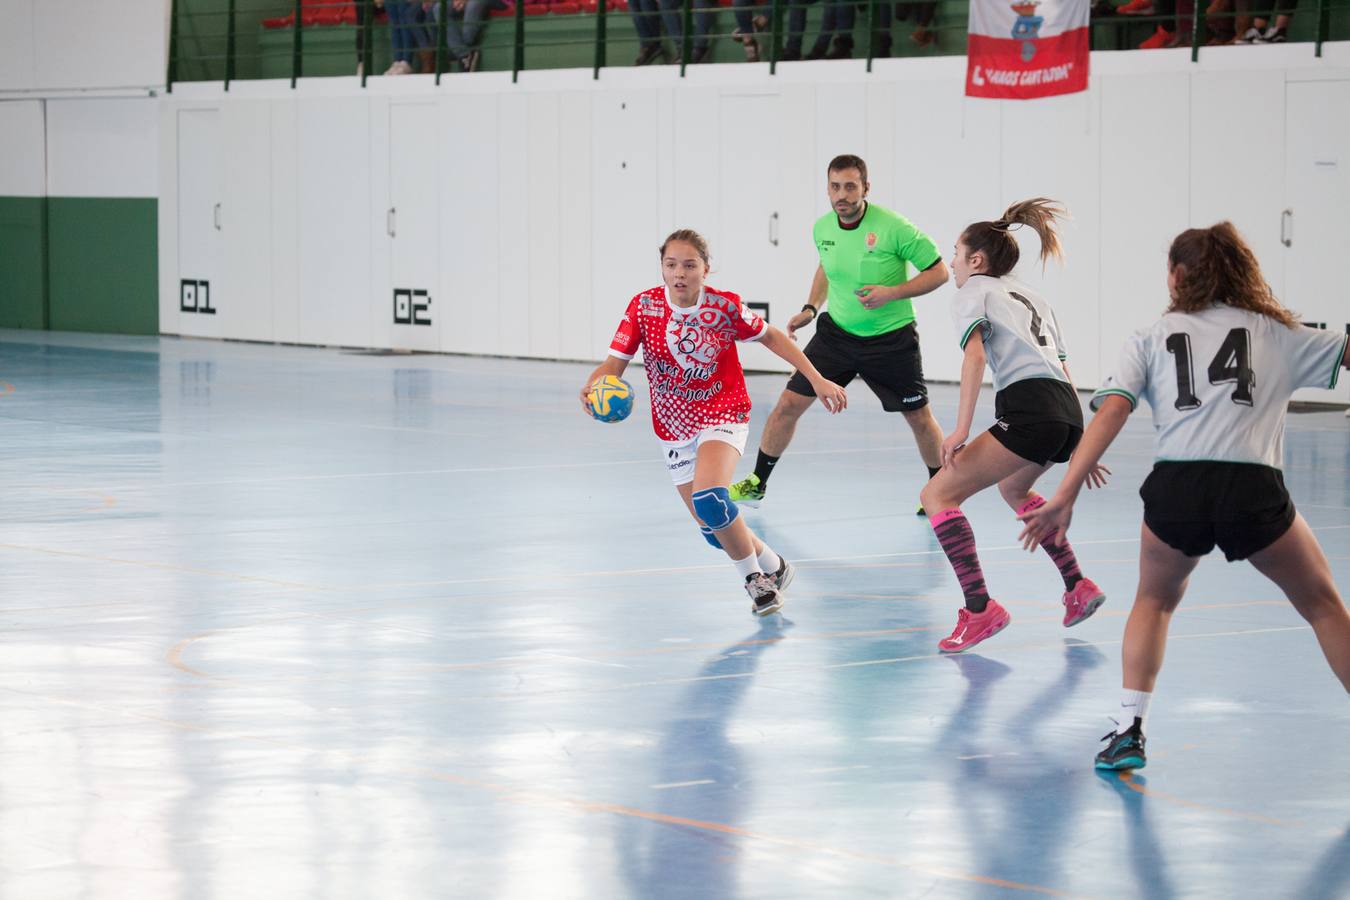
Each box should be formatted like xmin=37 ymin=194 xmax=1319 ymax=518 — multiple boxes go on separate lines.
xmin=1092 ymin=305 xmax=1347 ymax=468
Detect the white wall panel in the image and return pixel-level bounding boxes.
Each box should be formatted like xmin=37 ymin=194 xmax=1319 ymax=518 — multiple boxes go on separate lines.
xmin=296 ymin=97 xmax=373 ymax=348
xmin=439 ymin=93 xmax=500 ymax=356
xmin=1190 ymin=70 xmax=1286 ymax=299
xmin=526 ymin=93 xmax=561 ymax=360
xmin=46 ymin=99 xmax=158 ymax=198
xmin=590 ymin=90 xmax=661 ymax=359
xmin=0 ymin=100 xmax=45 ymax=196
xmin=32 ymin=0 xmax=168 ymax=91
xmin=1098 ymin=72 xmax=1191 ymax=373
xmin=497 ymin=93 xmax=531 ymax=357
xmin=893 ymin=87 xmax=1002 ymax=384
xmin=1284 ymin=79 xmax=1350 ymax=403
xmin=175 ymin=109 xmax=222 ymax=338
xmin=219 ymin=101 xmax=275 ymax=342
xmin=150 ymin=57 xmax=1350 ymax=405
xmin=270 ymin=101 xmax=301 ymax=343
xmin=717 ymin=91 xmax=788 ymax=374
xmin=0 ymin=1 xmax=36 ymax=91
xmin=1000 ymin=87 xmax=1103 ymax=386
xmin=381 ymin=101 xmax=441 ymax=352
xmin=157 ymin=100 xmax=180 ymax=331
xmin=556 ymin=92 xmax=594 ymax=361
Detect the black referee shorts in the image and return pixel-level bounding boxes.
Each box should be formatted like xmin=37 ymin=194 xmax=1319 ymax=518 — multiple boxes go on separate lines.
xmin=785 ymin=313 xmax=929 ymax=412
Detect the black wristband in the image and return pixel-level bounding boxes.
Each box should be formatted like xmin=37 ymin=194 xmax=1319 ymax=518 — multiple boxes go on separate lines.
xmin=801 ymin=304 xmax=818 ymax=319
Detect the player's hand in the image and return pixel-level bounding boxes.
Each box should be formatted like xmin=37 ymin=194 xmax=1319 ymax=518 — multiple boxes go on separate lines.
xmin=940 ymin=430 xmax=967 ymax=469
xmin=856 ymin=285 xmax=893 ymax=310
xmin=812 ymin=379 xmax=848 ymax=413
xmin=1085 ymin=462 xmax=1111 ymax=490
xmin=786 ymin=309 xmax=816 ymax=340
xmin=1018 ymin=496 xmax=1073 ymax=550
xmin=579 ymin=381 xmax=596 ymax=416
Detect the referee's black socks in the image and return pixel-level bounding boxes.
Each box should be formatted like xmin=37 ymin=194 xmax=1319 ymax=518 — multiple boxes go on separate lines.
xmin=753 ymin=451 xmax=780 ymax=485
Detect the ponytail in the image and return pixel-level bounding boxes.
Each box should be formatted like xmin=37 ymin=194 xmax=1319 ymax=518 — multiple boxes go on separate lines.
xmin=960 ymin=198 xmax=1067 ymax=278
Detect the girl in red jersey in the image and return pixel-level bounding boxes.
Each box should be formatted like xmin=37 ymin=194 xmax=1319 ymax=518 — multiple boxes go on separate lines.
xmin=581 ymin=229 xmax=849 ymax=616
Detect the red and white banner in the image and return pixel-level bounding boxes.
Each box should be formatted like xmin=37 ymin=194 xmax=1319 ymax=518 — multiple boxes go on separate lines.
xmin=966 ymin=0 xmax=1089 ymax=100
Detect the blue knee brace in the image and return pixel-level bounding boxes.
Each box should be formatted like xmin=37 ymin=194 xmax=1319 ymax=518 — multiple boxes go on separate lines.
xmin=699 ymin=525 xmax=723 ymax=549
xmin=692 ymin=487 xmax=739 ymax=532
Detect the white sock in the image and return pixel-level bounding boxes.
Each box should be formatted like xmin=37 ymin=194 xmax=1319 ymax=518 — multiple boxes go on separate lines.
xmin=756 ymin=544 xmax=781 ymax=575
xmin=733 ymin=551 xmax=763 ymax=580
xmin=1117 ymin=689 xmax=1152 ymax=734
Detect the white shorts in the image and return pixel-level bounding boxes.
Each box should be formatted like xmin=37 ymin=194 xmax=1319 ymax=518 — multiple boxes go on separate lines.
xmin=660 ymin=423 xmax=750 ymax=486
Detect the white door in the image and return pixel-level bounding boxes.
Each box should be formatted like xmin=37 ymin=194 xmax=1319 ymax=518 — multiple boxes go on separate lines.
xmin=176 ymin=109 xmax=222 ymax=337
xmin=1284 ymin=80 xmax=1350 ymax=404
xmin=387 ymin=103 xmax=440 ymax=351
xmin=717 ymin=93 xmax=789 ymax=374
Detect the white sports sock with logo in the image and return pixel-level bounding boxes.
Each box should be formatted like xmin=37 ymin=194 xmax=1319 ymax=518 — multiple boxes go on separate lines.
xmin=733 ymin=551 xmax=763 ymax=580
xmin=756 ymin=544 xmax=781 ymax=575
xmin=1116 ymin=689 xmax=1152 ymax=734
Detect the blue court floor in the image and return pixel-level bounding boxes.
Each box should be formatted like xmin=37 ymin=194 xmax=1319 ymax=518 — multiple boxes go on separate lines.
xmin=1 ymin=329 xmax=1347 ymax=899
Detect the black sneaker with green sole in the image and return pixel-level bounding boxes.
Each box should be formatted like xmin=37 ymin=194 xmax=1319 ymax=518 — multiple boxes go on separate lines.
xmin=1095 ymin=722 xmax=1147 ymax=770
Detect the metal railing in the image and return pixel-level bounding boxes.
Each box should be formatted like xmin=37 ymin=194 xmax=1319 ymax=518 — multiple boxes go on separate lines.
xmin=166 ymin=0 xmax=1350 ymax=91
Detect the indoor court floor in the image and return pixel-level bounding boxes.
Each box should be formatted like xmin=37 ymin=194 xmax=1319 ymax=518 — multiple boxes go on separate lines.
xmin=1 ymin=328 xmax=1347 ymax=899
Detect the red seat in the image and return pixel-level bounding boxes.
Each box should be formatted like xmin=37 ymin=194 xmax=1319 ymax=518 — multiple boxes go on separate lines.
xmin=551 ymin=2 xmax=582 ymax=12
xmin=262 ymin=0 xmax=368 ymax=29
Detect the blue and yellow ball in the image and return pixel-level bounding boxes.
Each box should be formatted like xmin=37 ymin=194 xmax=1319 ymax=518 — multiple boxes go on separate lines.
xmin=587 ymin=375 xmax=634 ymax=423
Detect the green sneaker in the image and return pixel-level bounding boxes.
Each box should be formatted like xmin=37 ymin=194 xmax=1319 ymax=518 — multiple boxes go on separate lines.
xmin=729 ymin=474 xmax=766 ymax=507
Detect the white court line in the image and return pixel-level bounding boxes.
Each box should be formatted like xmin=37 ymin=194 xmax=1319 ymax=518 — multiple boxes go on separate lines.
xmin=650 ymin=779 xmax=715 ymax=790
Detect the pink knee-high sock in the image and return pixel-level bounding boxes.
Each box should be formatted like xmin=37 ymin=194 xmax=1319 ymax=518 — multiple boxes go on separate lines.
xmin=1017 ymin=494 xmax=1083 ymax=590
xmin=929 ymin=508 xmax=991 ymax=613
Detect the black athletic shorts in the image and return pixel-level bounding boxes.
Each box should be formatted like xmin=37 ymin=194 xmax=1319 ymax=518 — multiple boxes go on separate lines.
xmin=1140 ymin=461 xmax=1296 ymax=561
xmin=785 ymin=313 xmax=929 ymax=412
xmin=987 ymin=378 xmax=1085 ymax=466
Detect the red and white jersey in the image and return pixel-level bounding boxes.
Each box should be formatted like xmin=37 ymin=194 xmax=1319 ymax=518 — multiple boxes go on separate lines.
xmin=608 ymin=285 xmax=768 ymax=441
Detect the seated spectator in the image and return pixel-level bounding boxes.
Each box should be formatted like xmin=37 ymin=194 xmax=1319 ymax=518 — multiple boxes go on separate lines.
xmin=355 ymin=0 xmax=387 ymax=76
xmin=630 ymin=0 xmax=671 ymax=64
xmin=385 ymin=0 xmax=434 ymax=73
xmin=628 ymin=0 xmax=716 ymax=64
xmin=1236 ymin=0 xmax=1293 ymax=42
xmin=433 ymin=0 xmax=508 ymax=72
xmin=896 ymin=0 xmax=938 ymax=48
xmin=732 ymin=0 xmax=769 ymax=61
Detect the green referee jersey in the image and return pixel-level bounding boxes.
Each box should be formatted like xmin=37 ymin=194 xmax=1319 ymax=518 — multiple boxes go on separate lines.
xmin=813 ymin=202 xmax=942 ymax=337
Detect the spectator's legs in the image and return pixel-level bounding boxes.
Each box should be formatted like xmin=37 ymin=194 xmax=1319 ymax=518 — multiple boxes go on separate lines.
xmin=386 ymin=0 xmax=414 ymax=68
xmin=784 ymin=0 xmax=819 ymax=56
xmin=626 ymin=0 xmax=664 ymax=49
xmin=807 ymin=1 xmax=837 ymax=56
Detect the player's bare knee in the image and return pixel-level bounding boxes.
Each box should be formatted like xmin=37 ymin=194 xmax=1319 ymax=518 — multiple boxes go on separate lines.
xmin=775 ymin=391 xmax=813 ymax=420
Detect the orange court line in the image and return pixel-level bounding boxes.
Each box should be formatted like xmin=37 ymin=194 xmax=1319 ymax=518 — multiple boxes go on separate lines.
xmin=1118 ymin=772 xmax=1302 ymax=828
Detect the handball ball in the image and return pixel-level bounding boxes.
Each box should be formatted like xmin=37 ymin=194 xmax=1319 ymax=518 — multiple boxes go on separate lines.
xmin=588 ymin=375 xmax=634 ymax=423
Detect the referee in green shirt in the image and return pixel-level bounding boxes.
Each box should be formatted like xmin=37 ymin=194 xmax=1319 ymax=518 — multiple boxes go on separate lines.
xmin=731 ymin=154 xmax=949 ymax=511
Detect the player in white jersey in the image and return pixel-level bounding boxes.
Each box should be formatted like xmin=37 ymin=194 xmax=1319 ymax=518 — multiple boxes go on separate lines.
xmin=580 ymin=229 xmax=848 ymax=616
xmin=1018 ymin=221 xmax=1350 ymax=770
xmin=919 ymin=199 xmax=1109 ymax=655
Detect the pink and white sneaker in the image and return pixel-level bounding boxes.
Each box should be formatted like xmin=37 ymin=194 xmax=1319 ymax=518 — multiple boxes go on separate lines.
xmin=1062 ymin=578 xmax=1106 ymax=627
xmin=938 ymin=600 xmax=1011 ymax=654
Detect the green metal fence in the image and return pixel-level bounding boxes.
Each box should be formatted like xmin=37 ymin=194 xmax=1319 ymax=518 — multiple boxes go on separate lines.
xmin=167 ymin=0 xmax=1350 ymax=90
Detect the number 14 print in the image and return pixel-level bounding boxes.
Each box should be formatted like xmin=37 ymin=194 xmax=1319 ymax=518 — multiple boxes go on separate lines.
xmin=1165 ymin=328 xmax=1254 ymax=410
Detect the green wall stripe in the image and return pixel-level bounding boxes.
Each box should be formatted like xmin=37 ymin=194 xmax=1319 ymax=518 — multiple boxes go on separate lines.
xmin=46 ymin=198 xmax=158 ymax=336
xmin=0 ymin=196 xmax=49 ymax=330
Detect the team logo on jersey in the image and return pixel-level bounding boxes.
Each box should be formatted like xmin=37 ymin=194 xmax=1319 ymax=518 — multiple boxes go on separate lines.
xmin=865 ymin=232 xmax=878 ymax=251
xmin=664 ymin=294 xmax=738 ymax=369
